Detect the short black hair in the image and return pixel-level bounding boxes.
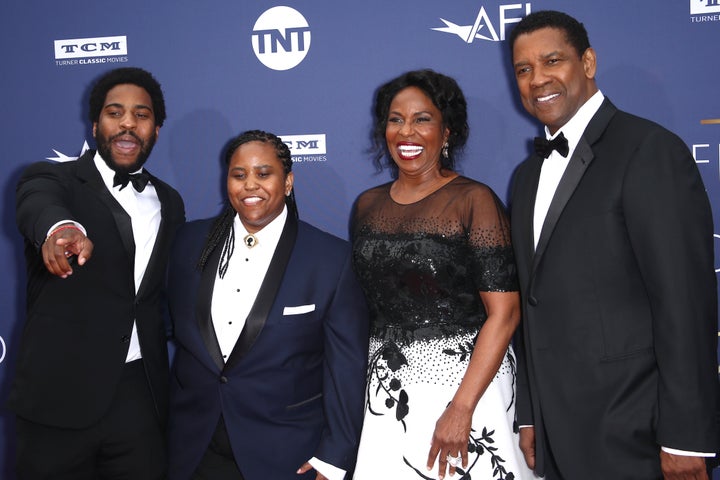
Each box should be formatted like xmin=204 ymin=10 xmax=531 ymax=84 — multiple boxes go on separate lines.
xmin=88 ymin=67 xmax=166 ymax=127
xmin=508 ymin=10 xmax=591 ymax=59
xmin=371 ymin=69 xmax=469 ymax=175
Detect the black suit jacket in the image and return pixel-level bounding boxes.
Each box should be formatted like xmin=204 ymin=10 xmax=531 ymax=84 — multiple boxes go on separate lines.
xmin=510 ymin=99 xmax=719 ymax=478
xmin=9 ymin=150 xmax=185 ymax=429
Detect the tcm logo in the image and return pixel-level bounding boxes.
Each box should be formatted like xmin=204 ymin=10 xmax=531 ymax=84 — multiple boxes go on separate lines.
xmin=280 ymin=134 xmax=326 ymax=156
xmin=691 ymin=0 xmax=720 ymax=14
xmin=252 ymin=6 xmax=311 ymax=71
xmin=433 ymin=3 xmax=531 ymax=43
xmin=54 ymin=36 xmax=127 ymax=59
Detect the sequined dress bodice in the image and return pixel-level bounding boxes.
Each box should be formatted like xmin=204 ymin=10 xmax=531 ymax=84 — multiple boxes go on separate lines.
xmin=351 ymin=176 xmax=518 ymax=345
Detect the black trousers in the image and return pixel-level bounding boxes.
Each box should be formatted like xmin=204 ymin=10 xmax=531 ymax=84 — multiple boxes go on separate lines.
xmin=192 ymin=417 xmax=245 ymax=480
xmin=16 ymin=360 xmax=166 ymax=480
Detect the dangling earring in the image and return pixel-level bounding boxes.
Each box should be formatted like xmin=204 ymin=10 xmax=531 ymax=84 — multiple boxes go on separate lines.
xmin=442 ymin=141 xmax=449 ymax=159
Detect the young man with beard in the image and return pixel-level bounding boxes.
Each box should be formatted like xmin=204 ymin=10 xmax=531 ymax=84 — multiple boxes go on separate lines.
xmin=10 ymin=67 xmax=185 ymax=479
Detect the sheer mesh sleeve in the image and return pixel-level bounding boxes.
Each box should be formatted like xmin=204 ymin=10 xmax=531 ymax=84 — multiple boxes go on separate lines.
xmin=464 ymin=186 xmax=519 ymax=292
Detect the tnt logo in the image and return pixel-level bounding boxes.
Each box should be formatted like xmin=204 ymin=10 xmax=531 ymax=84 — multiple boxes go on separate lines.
xmin=433 ymin=3 xmax=531 ymax=43
xmin=691 ymin=0 xmax=720 ymax=14
xmin=279 ymin=134 xmax=327 ymax=156
xmin=54 ymin=36 xmax=127 ymax=59
xmin=252 ymin=6 xmax=311 ymax=71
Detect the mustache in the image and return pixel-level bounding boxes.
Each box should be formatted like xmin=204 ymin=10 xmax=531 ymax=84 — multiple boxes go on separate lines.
xmin=110 ymin=130 xmax=144 ymax=144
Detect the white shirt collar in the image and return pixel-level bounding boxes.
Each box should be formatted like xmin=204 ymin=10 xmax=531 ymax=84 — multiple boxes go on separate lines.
xmin=546 ymin=90 xmax=605 ymax=155
xmin=232 ymin=204 xmax=288 ymax=253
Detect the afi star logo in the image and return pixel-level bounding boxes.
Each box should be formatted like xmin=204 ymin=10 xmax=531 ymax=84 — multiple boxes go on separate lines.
xmin=433 ymin=3 xmax=530 ymax=43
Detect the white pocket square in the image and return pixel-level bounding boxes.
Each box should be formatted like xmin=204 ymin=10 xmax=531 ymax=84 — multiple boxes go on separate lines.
xmin=283 ymin=304 xmax=316 ymax=315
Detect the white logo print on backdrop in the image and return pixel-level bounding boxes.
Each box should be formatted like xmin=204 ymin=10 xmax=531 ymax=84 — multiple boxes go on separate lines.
xmin=252 ymin=6 xmax=311 ymax=71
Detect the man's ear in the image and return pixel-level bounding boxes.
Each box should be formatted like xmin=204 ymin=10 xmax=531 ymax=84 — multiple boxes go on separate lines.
xmin=582 ymin=47 xmax=597 ymax=79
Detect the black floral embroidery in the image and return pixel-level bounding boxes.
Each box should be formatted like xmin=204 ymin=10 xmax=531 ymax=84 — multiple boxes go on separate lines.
xmin=442 ymin=341 xmax=475 ymax=362
xmin=505 ymin=350 xmax=517 ymax=414
xmin=462 ymin=427 xmax=516 ymax=480
xmin=398 ymin=348 xmax=519 ymax=479
xmin=367 ymin=342 xmax=410 ymax=430
xmin=400 ymin=426 xmax=516 ymax=480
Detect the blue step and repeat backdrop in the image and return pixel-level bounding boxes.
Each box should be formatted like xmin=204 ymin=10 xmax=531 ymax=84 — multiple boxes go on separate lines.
xmin=1 ymin=1 xmax=719 ymax=476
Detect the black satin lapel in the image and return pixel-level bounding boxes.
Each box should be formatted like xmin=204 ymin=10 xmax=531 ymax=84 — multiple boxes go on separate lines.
xmin=523 ymin=156 xmax=543 ymax=260
xmin=77 ymin=154 xmax=135 ymax=264
xmin=584 ymin=98 xmax=617 ymax=146
xmin=197 ymin=243 xmax=225 ymax=371
xmin=224 ymin=215 xmax=298 ymax=372
xmin=532 ymin=139 xmax=594 ymax=272
xmin=531 ymin=99 xmax=617 ymax=272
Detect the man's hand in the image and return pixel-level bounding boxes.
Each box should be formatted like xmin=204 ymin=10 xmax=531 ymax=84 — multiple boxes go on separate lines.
xmin=519 ymin=426 xmax=536 ymax=471
xmin=42 ymin=225 xmax=93 ymax=278
xmin=660 ymin=451 xmax=708 ymax=480
xmin=296 ymin=462 xmax=328 ymax=480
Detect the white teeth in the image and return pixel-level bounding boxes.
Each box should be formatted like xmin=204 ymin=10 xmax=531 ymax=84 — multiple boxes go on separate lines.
xmin=243 ymin=197 xmax=262 ymax=205
xmin=537 ymin=93 xmax=559 ymax=103
xmin=399 ymin=145 xmax=423 ymax=156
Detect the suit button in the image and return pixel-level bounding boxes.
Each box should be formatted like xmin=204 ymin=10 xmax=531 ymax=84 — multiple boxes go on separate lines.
xmin=220 ymin=376 xmax=228 ymax=384
xmin=528 ymin=296 xmax=538 ymax=306
xmin=120 ymin=335 xmax=131 ymax=343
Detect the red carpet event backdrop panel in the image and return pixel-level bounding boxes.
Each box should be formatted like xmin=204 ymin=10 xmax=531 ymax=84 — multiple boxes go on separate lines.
xmin=1 ymin=0 xmax=718 ymax=476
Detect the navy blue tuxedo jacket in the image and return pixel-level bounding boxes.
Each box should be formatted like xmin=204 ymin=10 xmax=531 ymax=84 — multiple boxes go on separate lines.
xmin=511 ymin=99 xmax=719 ymax=478
xmin=166 ymin=214 xmax=369 ymax=480
xmin=10 ymin=150 xmax=185 ymax=429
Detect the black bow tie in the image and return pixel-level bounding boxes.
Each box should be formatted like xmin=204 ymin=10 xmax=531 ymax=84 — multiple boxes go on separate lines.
xmin=534 ymin=132 xmax=569 ymax=158
xmin=113 ymin=171 xmax=150 ymax=192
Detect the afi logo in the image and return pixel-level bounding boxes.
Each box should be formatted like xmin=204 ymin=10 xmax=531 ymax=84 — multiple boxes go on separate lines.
xmin=433 ymin=3 xmax=531 ymax=43
xmin=691 ymin=0 xmax=720 ymax=14
xmin=252 ymin=6 xmax=311 ymax=71
xmin=54 ymin=36 xmax=127 ymax=59
xmin=280 ymin=134 xmax=327 ymax=156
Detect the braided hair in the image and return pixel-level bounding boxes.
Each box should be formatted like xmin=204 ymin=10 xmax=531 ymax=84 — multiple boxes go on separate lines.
xmin=196 ymin=130 xmax=297 ymax=272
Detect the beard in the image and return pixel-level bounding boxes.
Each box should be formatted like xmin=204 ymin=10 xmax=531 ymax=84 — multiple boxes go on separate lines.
xmin=96 ymin=130 xmax=157 ymax=174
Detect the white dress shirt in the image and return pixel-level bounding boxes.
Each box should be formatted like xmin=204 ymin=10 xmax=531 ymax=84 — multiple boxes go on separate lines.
xmin=94 ymin=152 xmax=161 ymax=362
xmin=211 ymin=208 xmax=286 ymax=359
xmin=533 ymin=90 xmax=604 ymax=248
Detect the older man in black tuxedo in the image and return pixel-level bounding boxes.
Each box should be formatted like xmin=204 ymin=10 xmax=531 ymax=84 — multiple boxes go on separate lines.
xmin=508 ymin=10 xmax=719 ymax=480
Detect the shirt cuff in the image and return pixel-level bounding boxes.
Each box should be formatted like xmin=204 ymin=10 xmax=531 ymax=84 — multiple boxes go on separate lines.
xmin=308 ymin=457 xmax=346 ymax=480
xmin=661 ymin=446 xmax=715 ymax=457
xmin=47 ymin=220 xmax=87 ymax=238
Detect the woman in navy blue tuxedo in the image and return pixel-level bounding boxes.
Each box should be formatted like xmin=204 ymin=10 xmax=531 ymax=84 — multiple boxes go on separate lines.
xmin=166 ymin=130 xmax=369 ymax=480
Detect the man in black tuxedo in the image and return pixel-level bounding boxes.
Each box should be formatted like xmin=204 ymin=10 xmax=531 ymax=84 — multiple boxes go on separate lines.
xmin=10 ymin=67 xmax=185 ymax=479
xmin=508 ymin=11 xmax=719 ymax=480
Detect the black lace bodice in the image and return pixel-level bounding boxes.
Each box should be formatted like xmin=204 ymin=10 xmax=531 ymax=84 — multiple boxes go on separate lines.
xmin=351 ymin=176 xmax=518 ymax=345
